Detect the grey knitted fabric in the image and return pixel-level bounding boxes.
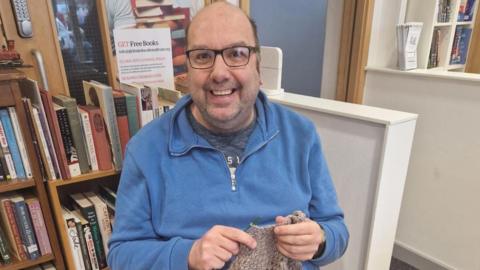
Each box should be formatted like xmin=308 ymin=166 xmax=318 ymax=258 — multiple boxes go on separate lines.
xmin=228 ymin=211 xmax=307 ymax=270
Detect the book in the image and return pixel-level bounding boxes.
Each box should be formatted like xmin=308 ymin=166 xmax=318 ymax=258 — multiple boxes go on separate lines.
xmin=53 ymin=103 xmax=81 ymax=177
xmin=22 ymin=98 xmax=48 ymax=181
xmin=0 ymin=109 xmax=26 ymax=179
xmin=83 ymin=81 xmax=123 ymax=171
xmin=10 ymin=195 xmax=40 ymax=260
xmin=39 ymin=88 xmax=70 ymax=179
xmin=32 ymin=107 xmax=57 ymax=180
xmin=7 ymin=108 xmax=33 ymax=179
xmin=70 ymin=193 xmax=107 ymax=268
xmin=0 ymin=143 xmax=11 ymax=181
xmin=19 ymin=79 xmax=61 ymax=179
xmin=112 ymin=91 xmax=130 ymax=157
xmin=396 ymin=22 xmax=423 ymax=70
xmin=98 ymin=185 xmax=116 ymax=207
xmin=464 ymin=0 xmax=476 ymax=21
xmin=123 ymin=92 xmax=140 ymax=137
xmin=24 ymin=195 xmax=52 ymax=256
xmin=78 ymin=108 xmax=99 ymax=172
xmin=53 ymin=95 xmax=90 ymax=174
xmin=62 ymin=207 xmax=85 ymax=270
xmin=0 ymin=196 xmax=27 ymax=260
xmin=0 ymin=224 xmax=12 ymax=264
xmin=84 ymin=192 xmax=112 ymax=255
xmin=71 ymin=210 xmax=92 ymax=270
xmin=78 ymin=106 xmax=113 ymax=171
xmin=0 ymin=121 xmax=17 ymax=180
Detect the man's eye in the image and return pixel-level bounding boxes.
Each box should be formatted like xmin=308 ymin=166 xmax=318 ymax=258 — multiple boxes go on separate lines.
xmin=194 ymin=52 xmax=213 ymax=61
xmin=227 ymin=48 xmax=248 ymax=59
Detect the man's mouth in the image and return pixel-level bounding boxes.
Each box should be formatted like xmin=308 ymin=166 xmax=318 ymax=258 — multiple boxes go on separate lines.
xmin=210 ymin=88 xmax=236 ymax=96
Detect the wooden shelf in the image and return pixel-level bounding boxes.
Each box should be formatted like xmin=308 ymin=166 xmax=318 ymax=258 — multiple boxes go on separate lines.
xmin=0 ymin=254 xmax=55 ymax=270
xmin=0 ymin=255 xmax=54 ymax=269
xmin=0 ymin=179 xmax=36 ymax=193
xmin=47 ymin=169 xmax=118 ymax=188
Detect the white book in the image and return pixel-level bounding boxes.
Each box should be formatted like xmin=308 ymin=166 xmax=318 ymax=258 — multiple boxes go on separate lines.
xmin=78 ymin=108 xmax=99 ymax=171
xmin=32 ymin=107 xmax=57 ymax=180
xmin=62 ymin=207 xmax=86 ymax=270
xmin=84 ymin=192 xmax=112 ymax=255
xmin=7 ymin=108 xmax=33 ymax=179
xmin=0 ymin=121 xmax=17 ymax=179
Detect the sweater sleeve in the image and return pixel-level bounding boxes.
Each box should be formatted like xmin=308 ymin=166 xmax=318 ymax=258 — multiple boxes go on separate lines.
xmin=107 ymin=146 xmax=194 ymax=270
xmin=305 ymin=132 xmax=349 ymax=267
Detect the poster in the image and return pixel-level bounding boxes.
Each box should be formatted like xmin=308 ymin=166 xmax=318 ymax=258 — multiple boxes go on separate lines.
xmin=114 ymin=28 xmax=175 ymax=89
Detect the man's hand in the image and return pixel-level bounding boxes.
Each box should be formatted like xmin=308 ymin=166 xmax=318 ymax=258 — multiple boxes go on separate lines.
xmin=188 ymin=225 xmax=257 ymax=270
xmin=274 ymin=216 xmax=325 ymax=261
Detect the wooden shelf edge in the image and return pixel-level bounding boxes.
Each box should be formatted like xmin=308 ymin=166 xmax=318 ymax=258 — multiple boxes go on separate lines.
xmin=0 ymin=179 xmax=36 ymax=193
xmin=47 ymin=169 xmax=119 ymax=188
xmin=0 ymin=254 xmax=55 ymax=270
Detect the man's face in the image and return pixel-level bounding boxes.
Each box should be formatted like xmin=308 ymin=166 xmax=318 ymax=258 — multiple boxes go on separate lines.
xmin=186 ymin=4 xmax=261 ymax=133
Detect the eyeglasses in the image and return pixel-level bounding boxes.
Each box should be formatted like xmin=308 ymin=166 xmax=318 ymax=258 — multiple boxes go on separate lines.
xmin=186 ymin=46 xmax=258 ymax=69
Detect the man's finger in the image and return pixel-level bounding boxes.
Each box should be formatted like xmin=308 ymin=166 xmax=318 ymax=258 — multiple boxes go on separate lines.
xmin=219 ymin=227 xmax=257 ymax=249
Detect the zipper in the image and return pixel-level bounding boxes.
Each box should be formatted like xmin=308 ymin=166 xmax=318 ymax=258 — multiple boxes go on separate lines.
xmin=229 ymin=167 xmax=237 ymax=192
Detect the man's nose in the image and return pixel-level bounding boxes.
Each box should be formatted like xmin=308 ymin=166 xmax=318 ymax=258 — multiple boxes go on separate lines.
xmin=210 ymin=54 xmax=231 ymax=83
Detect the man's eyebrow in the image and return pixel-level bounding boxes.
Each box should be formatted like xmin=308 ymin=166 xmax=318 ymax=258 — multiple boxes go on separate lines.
xmin=187 ymin=41 xmax=252 ymax=50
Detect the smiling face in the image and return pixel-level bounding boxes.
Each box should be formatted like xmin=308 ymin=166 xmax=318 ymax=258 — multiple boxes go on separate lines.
xmin=186 ymin=3 xmax=261 ymax=133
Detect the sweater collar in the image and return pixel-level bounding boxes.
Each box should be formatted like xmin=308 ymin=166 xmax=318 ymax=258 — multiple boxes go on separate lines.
xmin=168 ymin=91 xmax=278 ymax=155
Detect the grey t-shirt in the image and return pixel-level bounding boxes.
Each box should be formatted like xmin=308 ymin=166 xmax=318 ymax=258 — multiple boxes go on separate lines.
xmin=186 ymin=106 xmax=256 ymax=170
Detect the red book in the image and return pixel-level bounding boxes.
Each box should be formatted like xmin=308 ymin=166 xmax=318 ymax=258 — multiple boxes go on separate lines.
xmin=39 ymin=88 xmax=71 ymax=179
xmin=2 ymin=199 xmax=28 ymax=260
xmin=78 ymin=106 xmax=113 ymax=171
xmin=112 ymin=91 xmax=130 ymax=157
xmin=24 ymin=196 xmax=52 ymax=256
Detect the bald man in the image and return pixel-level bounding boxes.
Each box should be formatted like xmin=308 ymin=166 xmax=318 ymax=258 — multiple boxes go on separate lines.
xmin=108 ymin=2 xmax=348 ymax=270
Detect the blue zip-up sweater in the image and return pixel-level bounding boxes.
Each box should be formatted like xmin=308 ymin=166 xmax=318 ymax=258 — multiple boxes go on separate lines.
xmin=108 ymin=92 xmax=349 ymax=269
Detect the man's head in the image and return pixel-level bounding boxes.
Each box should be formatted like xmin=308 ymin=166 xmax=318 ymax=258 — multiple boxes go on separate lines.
xmin=186 ymin=2 xmax=261 ymax=134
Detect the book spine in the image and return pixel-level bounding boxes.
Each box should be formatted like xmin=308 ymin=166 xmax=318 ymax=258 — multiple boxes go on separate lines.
xmin=3 ymin=200 xmax=27 ymax=260
xmin=85 ymin=193 xmax=112 ymax=254
xmin=0 ymin=147 xmax=10 ymax=181
xmin=53 ymin=96 xmax=90 ymax=174
xmin=0 ymin=109 xmax=26 ymax=179
xmin=101 ymin=92 xmax=123 ymax=171
xmin=81 ymin=206 xmax=106 ymax=268
xmin=79 ymin=110 xmax=99 ymax=171
xmin=22 ymin=98 xmax=48 ymax=181
xmin=64 ymin=215 xmax=85 ymax=270
xmin=55 ymin=107 xmax=81 ymax=177
xmin=84 ymin=108 xmax=112 ymax=171
xmin=113 ymin=95 xmax=130 ymax=157
xmin=124 ymin=94 xmax=139 ymax=137
xmin=25 ymin=199 xmax=52 ymax=256
xmin=39 ymin=90 xmax=71 ymax=179
xmin=75 ymin=219 xmax=92 ymax=270
xmin=37 ymin=107 xmax=61 ymax=179
xmin=11 ymin=200 xmax=40 ymax=260
xmin=0 ymin=225 xmax=12 ymax=264
xmin=32 ymin=108 xmax=57 ymax=180
xmin=83 ymin=223 xmax=100 ymax=270
xmin=0 ymin=121 xmax=17 ymax=180
xmin=7 ymin=108 xmax=33 ymax=179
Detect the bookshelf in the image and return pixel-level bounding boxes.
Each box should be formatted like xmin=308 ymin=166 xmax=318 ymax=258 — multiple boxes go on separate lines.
xmin=46 ymin=170 xmax=119 ymax=270
xmin=0 ymin=69 xmax=64 ymax=269
xmin=406 ymin=0 xmax=479 ymax=70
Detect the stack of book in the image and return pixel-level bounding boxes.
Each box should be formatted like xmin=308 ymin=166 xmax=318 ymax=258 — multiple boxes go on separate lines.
xmin=396 ymin=22 xmax=423 ymax=70
xmin=0 ymin=193 xmax=52 ymax=265
xmin=14 ymin=78 xmax=176 ymax=181
xmin=61 ymin=186 xmax=116 ymax=270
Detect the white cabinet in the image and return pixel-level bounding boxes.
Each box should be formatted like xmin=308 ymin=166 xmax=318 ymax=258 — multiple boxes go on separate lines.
xmin=406 ymin=0 xmax=478 ymax=70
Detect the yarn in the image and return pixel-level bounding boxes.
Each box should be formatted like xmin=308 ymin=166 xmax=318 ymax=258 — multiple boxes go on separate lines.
xmin=228 ymin=211 xmax=307 ymax=270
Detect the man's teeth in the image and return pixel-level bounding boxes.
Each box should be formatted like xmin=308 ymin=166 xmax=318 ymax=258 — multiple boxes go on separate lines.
xmin=211 ymin=89 xmax=233 ymax=96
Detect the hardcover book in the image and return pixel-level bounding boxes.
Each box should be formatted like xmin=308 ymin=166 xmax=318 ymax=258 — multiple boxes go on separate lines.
xmin=78 ymin=106 xmax=113 ymax=171
xmin=71 ymin=210 xmax=92 ymax=270
xmin=24 ymin=195 xmax=52 ymax=256
xmin=10 ymin=195 xmax=40 ymax=260
xmin=112 ymin=91 xmax=130 ymax=157
xmin=0 ymin=121 xmax=17 ymax=180
xmin=62 ymin=207 xmax=85 ymax=270
xmin=84 ymin=192 xmax=112 ymax=255
xmin=78 ymin=108 xmax=99 ymax=172
xmin=0 ymin=109 xmax=26 ymax=179
xmin=0 ymin=196 xmax=27 ymax=260
xmin=7 ymin=108 xmax=33 ymax=179
xmin=53 ymin=103 xmax=81 ymax=177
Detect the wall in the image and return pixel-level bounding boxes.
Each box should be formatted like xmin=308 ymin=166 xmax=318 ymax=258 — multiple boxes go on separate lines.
xmin=250 ymin=0 xmax=327 ymax=97
xmin=365 ymin=0 xmax=480 ymax=268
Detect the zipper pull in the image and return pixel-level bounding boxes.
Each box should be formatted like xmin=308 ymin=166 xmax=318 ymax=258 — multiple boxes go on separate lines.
xmin=229 ymin=167 xmax=237 ymax=192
